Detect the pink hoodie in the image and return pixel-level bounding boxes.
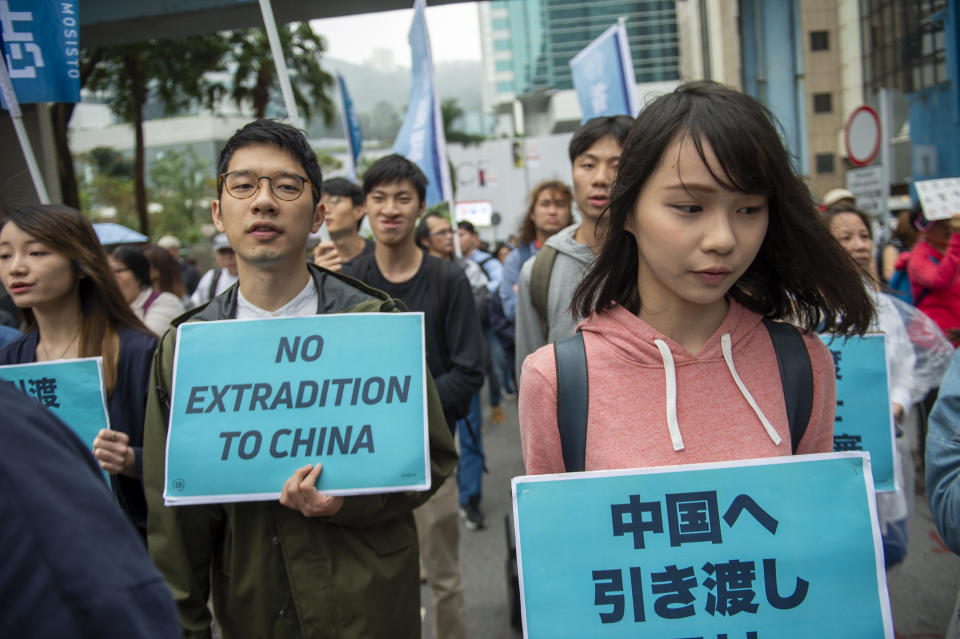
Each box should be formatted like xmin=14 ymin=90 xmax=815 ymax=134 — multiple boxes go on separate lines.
xmin=518 ymin=300 xmax=836 ymax=475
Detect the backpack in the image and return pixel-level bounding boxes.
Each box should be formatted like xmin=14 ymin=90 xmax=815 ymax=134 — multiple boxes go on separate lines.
xmin=554 ymin=318 xmax=814 ymax=471
xmin=886 ymin=268 xmax=914 ymax=305
xmin=208 ymin=268 xmax=223 ymax=300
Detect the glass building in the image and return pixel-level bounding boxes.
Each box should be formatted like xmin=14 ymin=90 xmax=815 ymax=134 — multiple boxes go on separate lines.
xmin=488 ymin=0 xmax=680 ymax=101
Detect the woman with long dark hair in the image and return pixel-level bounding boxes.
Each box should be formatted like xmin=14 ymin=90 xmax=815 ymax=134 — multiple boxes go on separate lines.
xmin=519 ymin=82 xmax=874 ymax=474
xmin=0 ymin=205 xmax=157 ymax=538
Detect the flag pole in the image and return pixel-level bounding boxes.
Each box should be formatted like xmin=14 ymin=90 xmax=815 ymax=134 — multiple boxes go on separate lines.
xmin=0 ymin=56 xmax=49 ymax=204
xmin=258 ymin=0 xmax=302 ymax=127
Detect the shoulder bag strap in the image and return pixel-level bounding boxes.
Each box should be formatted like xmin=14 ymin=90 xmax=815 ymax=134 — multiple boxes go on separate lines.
xmin=554 ymin=331 xmax=588 ymax=472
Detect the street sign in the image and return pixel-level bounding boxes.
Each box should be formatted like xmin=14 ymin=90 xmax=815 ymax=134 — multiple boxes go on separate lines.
xmin=844 ymin=106 xmax=882 ymax=167
xmin=846 ymin=166 xmax=885 ymax=216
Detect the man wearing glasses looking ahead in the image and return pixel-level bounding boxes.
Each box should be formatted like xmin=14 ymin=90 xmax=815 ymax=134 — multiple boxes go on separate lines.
xmin=142 ymin=119 xmax=457 ymax=639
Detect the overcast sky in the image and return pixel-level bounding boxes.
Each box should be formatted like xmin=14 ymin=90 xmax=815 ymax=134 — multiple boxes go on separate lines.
xmin=311 ymin=2 xmax=482 ymax=67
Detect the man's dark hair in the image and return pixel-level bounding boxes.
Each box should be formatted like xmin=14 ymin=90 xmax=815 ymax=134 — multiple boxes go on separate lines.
xmin=457 ymin=220 xmax=477 ymax=235
xmin=568 ymin=115 xmax=634 ymax=162
xmin=321 ymin=177 xmax=363 ymax=207
xmin=362 ymin=154 xmax=427 ymax=205
xmin=216 ymin=119 xmax=322 ymax=205
xmin=415 ymin=211 xmax=447 ymax=249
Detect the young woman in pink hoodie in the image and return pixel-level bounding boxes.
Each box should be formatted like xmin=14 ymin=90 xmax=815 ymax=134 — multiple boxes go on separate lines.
xmin=518 ymin=82 xmax=875 ymax=474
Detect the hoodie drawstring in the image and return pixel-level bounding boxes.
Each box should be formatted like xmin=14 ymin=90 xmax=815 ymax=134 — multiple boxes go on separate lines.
xmin=653 ymin=334 xmax=783 ymax=451
xmin=721 ymin=333 xmax=782 ymax=446
xmin=654 ymin=339 xmax=685 ymax=451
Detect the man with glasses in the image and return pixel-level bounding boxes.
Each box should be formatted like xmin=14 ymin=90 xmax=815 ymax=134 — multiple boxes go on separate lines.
xmin=143 ymin=120 xmax=457 ymax=639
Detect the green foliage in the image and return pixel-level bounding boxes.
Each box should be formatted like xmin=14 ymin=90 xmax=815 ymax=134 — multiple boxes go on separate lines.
xmin=77 ymin=149 xmax=137 ymax=228
xmin=229 ymin=23 xmax=335 ymax=124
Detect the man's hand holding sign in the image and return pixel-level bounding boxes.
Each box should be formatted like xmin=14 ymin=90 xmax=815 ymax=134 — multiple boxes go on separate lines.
xmin=280 ymin=463 xmax=344 ymax=517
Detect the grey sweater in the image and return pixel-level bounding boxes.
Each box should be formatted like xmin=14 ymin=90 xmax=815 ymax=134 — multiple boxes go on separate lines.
xmin=514 ymin=224 xmax=595 ymax=375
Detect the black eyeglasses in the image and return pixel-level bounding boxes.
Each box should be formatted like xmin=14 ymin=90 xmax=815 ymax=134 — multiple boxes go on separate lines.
xmin=218 ymin=170 xmax=318 ymax=202
xmin=429 ymin=228 xmax=454 ymax=237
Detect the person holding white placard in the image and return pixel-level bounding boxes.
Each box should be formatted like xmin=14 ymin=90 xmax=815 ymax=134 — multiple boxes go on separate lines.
xmin=518 ymin=82 xmax=875 ymax=475
xmin=0 ymin=204 xmax=158 ymax=539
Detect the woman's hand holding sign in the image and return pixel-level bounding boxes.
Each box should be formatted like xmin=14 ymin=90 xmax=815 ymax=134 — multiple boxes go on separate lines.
xmin=93 ymin=428 xmax=137 ymax=477
xmin=280 ymin=463 xmax=344 ymax=517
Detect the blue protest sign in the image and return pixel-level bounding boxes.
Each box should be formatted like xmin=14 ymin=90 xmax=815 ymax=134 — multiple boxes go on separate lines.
xmin=1 ymin=0 xmax=80 ymax=107
xmin=820 ymin=333 xmax=896 ymax=492
xmin=164 ymin=313 xmax=429 ymax=505
xmin=393 ymin=0 xmax=452 ymax=207
xmin=569 ymin=20 xmax=638 ymax=121
xmin=337 ymin=73 xmax=363 ymax=180
xmin=0 ymin=357 xmax=110 ymax=457
xmin=513 ymin=454 xmax=892 ymax=638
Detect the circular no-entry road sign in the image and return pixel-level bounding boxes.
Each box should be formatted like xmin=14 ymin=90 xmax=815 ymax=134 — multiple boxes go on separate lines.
xmin=844 ymin=105 xmax=882 ymax=167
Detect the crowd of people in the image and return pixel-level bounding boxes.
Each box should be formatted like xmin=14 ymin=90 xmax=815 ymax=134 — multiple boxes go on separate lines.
xmin=2 ymin=80 xmax=960 ymax=637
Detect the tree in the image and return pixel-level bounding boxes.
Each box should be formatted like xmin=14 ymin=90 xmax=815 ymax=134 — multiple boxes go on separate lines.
xmin=229 ymin=23 xmax=335 ymax=125
xmin=77 ymin=147 xmax=137 ymax=229
xmin=83 ymin=35 xmax=229 ymax=235
xmin=441 ymin=98 xmax=484 ymax=146
xmin=147 ymin=148 xmax=216 ymax=244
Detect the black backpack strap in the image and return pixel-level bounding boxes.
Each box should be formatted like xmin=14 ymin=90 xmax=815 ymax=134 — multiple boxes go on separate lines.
xmin=761 ymin=318 xmax=813 ymax=454
xmin=208 ymin=268 xmax=222 ymax=300
xmin=554 ymin=332 xmax=588 ymax=472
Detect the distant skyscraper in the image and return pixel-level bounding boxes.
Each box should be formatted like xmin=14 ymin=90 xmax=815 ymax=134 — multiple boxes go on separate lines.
xmin=482 ymin=0 xmax=680 ymax=104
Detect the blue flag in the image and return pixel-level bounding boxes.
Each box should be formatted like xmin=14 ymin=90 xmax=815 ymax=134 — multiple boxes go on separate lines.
xmin=393 ymin=0 xmax=452 ymax=207
xmin=569 ymin=19 xmax=639 ymax=121
xmin=1 ymin=0 xmax=80 ymax=107
xmin=337 ymin=73 xmax=363 ymax=180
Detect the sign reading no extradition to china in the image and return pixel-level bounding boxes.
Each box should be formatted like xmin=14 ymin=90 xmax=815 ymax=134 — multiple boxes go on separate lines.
xmin=512 ymin=453 xmax=892 ymax=638
xmin=164 ymin=313 xmax=429 ymax=505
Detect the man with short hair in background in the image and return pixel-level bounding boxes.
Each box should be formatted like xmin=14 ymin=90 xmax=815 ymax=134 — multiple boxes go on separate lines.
xmin=311 ymin=177 xmax=374 ymax=271
xmin=189 ymin=232 xmax=239 ymax=308
xmin=344 ymin=155 xmax=484 ymax=639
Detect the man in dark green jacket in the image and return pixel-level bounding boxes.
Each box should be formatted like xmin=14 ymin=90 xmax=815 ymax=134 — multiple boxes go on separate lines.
xmin=143 ymin=119 xmax=457 ymax=639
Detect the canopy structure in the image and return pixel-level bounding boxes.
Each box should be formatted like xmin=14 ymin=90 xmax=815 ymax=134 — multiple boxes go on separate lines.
xmin=80 ymin=0 xmax=464 ymax=47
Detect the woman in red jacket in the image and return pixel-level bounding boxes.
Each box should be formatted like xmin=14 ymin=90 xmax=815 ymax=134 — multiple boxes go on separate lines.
xmin=907 ymin=213 xmax=960 ymax=344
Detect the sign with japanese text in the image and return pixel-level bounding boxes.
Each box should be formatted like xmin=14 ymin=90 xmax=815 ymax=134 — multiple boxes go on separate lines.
xmin=914 ymin=177 xmax=960 ymax=221
xmin=820 ymin=333 xmax=896 ymax=492
xmin=512 ymin=454 xmax=892 ymax=638
xmin=0 ymin=357 xmax=110 ymax=456
xmin=1 ymin=0 xmax=80 ymax=107
xmin=164 ymin=313 xmax=429 ymax=505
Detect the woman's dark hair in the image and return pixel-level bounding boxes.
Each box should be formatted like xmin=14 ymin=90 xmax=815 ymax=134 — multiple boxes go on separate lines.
xmin=108 ymin=245 xmax=151 ymax=289
xmin=142 ymin=244 xmax=185 ymax=297
xmin=0 ymin=205 xmax=148 ymax=393
xmin=572 ymin=81 xmax=874 ymax=335
xmin=518 ymin=180 xmax=574 ymax=245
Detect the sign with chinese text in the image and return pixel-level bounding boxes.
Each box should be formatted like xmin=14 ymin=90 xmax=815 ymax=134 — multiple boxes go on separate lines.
xmin=914 ymin=177 xmax=960 ymax=221
xmin=820 ymin=333 xmax=896 ymax=492
xmin=512 ymin=454 xmax=892 ymax=638
xmin=846 ymin=166 xmax=885 ymax=216
xmin=0 ymin=357 xmax=110 ymax=455
xmin=1 ymin=0 xmax=80 ymax=107
xmin=164 ymin=313 xmax=429 ymax=505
